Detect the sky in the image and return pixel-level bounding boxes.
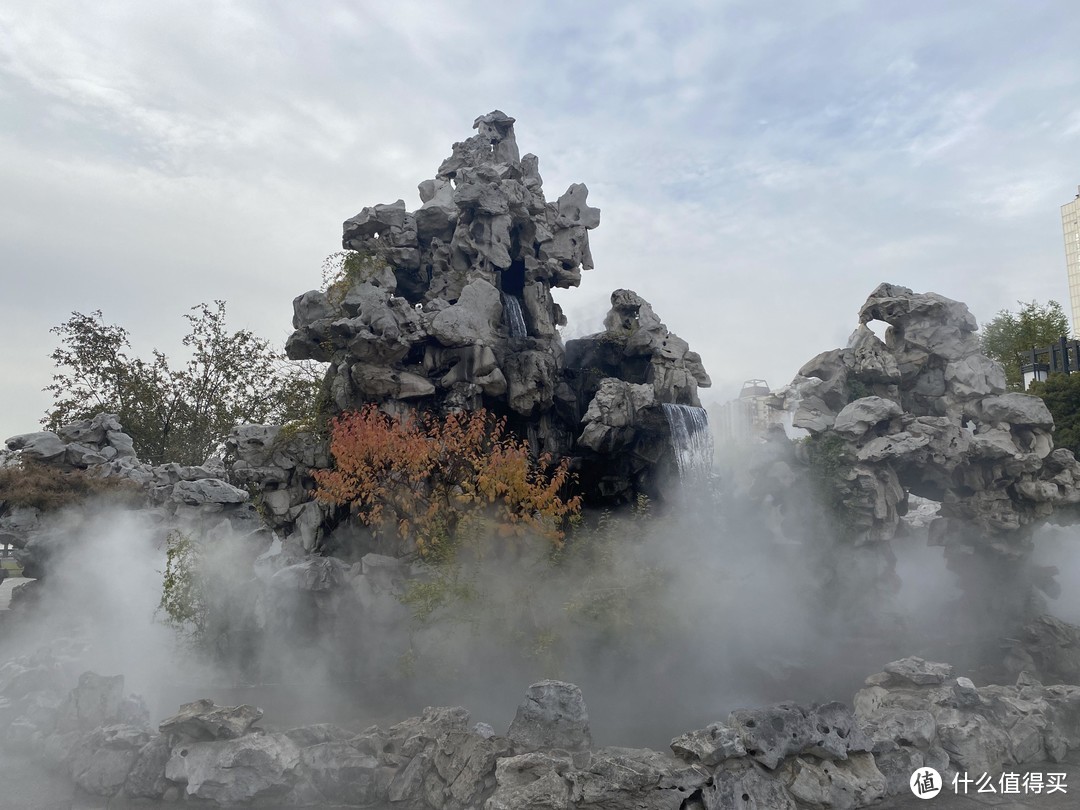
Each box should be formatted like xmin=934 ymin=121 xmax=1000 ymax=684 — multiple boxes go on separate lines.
xmin=2 ymin=0 xmax=1079 ymax=442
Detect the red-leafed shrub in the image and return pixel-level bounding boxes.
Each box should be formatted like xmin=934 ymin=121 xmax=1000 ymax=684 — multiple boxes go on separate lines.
xmin=313 ymin=405 xmax=580 ymax=559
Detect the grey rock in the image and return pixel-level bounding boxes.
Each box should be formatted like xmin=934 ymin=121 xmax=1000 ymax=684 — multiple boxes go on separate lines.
xmin=165 ymin=732 xmax=300 ymax=803
xmin=670 ymin=722 xmax=746 ymax=766
xmin=729 ymin=702 xmax=814 ymax=770
xmin=781 ymin=752 xmax=887 ymax=809
xmin=434 ymin=729 xmax=513 ymax=807
xmin=952 ymin=677 xmax=982 ymax=708
xmin=578 ymin=379 xmax=655 ymax=453
xmin=70 ymin=724 xmax=150 ymax=796
xmin=979 ymin=393 xmax=1054 ymax=428
xmin=387 ymin=749 xmax=430 ymax=802
xmin=704 ymin=758 xmax=797 ymax=810
xmin=158 ymin=698 xmax=263 ymax=741
xmin=832 ymin=397 xmax=902 ymax=439
xmin=56 ymin=671 xmax=125 ymax=732
xmin=123 ymin=734 xmax=172 ymax=799
xmin=873 ymin=745 xmax=924 ymax=795
xmin=5 ymin=431 xmax=67 ymax=463
xmin=300 ymin=741 xmax=380 ymax=805
xmin=806 ymin=702 xmax=873 ymax=760
xmin=429 ymin=278 xmax=502 ymax=348
xmin=508 ymin=680 xmax=592 ymax=753
xmin=861 ymin=709 xmax=938 ymax=750
xmin=569 ymin=747 xmax=707 ymax=809
xmin=933 ymin=708 xmax=1011 ymax=775
xmin=485 ymin=751 xmax=572 ymax=810
xmin=171 ymin=478 xmax=249 ymax=505
xmin=283 ymin=723 xmax=355 ymax=748
xmin=883 ymin=657 xmax=953 ymax=686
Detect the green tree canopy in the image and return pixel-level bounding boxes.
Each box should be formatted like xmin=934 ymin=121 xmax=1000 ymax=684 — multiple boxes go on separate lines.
xmin=45 ymin=302 xmax=323 ymax=465
xmin=1029 ymin=373 xmax=1080 ymax=458
xmin=979 ymin=300 xmax=1069 ymax=390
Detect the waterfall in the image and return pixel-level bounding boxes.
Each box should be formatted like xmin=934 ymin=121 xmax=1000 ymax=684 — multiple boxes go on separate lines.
xmin=502 ymin=294 xmax=527 ymax=339
xmin=661 ymin=403 xmax=713 ymax=479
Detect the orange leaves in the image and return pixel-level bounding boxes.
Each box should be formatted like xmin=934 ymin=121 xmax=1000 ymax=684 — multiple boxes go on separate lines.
xmin=312 ymin=405 xmax=580 ymax=558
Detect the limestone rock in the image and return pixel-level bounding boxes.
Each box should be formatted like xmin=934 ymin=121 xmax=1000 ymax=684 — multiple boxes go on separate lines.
xmin=728 ymin=703 xmax=815 ymax=770
xmin=165 ymin=732 xmax=300 ymax=803
xmin=70 ymin=724 xmax=149 ymax=796
xmin=485 ymin=751 xmax=572 ymax=810
xmin=5 ymin=431 xmax=67 ymax=464
xmin=780 ymin=752 xmax=887 ymax=810
xmin=670 ymin=722 xmax=746 ymax=766
xmin=883 ymin=657 xmax=954 ymax=686
xmin=299 ymin=741 xmax=381 ymax=805
xmin=832 ymin=397 xmax=902 ymax=439
xmin=55 ymin=671 xmax=125 ymax=733
xmin=171 ymin=478 xmax=249 ymax=505
xmin=158 ymin=699 xmax=263 ymax=741
xmin=569 ymin=747 xmax=707 ymax=809
xmin=704 ymin=758 xmax=797 ymax=809
xmin=508 ymin=680 xmax=592 ymax=753
xmin=123 ymin=734 xmax=172 ymax=799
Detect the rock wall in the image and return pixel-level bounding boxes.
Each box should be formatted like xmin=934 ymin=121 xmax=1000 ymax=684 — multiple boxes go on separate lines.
xmin=2 ymin=414 xmax=263 ymax=580
xmin=5 ymin=644 xmax=1080 ymax=809
xmin=775 ymin=283 xmax=1080 ymax=550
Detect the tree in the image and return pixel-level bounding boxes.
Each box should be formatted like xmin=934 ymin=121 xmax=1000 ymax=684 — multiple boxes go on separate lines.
xmin=45 ymin=302 xmax=323 ymax=465
xmin=312 ymin=405 xmax=581 ymax=559
xmin=1029 ymin=373 xmax=1080 ymax=457
xmin=979 ymin=300 xmax=1069 ymax=390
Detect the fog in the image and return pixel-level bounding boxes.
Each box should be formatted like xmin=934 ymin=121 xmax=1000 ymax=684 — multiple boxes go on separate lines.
xmin=7 ymin=438 xmax=1074 ymax=764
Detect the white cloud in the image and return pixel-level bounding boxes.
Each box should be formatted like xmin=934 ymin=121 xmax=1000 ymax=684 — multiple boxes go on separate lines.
xmin=1 ymin=0 xmax=1080 ymax=439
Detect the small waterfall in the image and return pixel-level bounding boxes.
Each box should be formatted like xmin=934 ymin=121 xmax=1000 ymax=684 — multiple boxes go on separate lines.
xmin=662 ymin=403 xmax=714 ymax=479
xmin=502 ymin=294 xmax=527 ymax=339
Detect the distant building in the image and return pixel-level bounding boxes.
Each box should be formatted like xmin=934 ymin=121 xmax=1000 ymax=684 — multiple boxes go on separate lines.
xmin=1064 ymin=187 xmax=1080 ymax=336
xmin=712 ymin=379 xmax=781 ymax=444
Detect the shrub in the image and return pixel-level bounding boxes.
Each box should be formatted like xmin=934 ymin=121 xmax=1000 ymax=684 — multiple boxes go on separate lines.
xmin=313 ymin=405 xmax=581 ymax=559
xmin=321 ymin=248 xmax=393 ymax=306
xmin=158 ymin=529 xmax=206 ymax=638
xmin=0 ymin=458 xmax=142 ymax=513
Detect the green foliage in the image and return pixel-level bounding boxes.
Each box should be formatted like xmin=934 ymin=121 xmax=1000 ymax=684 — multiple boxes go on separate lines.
xmin=159 ymin=530 xmax=206 ymax=639
xmin=846 ymin=378 xmax=870 ymax=401
xmin=1029 ymin=373 xmax=1080 ymax=457
xmin=0 ymin=458 xmax=141 ymax=512
xmin=44 ymin=302 xmax=324 ymax=466
xmin=979 ymin=300 xmax=1069 ymax=390
xmin=801 ymin=433 xmax=859 ymax=538
xmin=321 ymin=248 xmax=393 ymax=305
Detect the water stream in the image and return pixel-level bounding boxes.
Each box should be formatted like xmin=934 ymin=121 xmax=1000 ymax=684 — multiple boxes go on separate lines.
xmin=502 ymin=293 xmax=527 ymax=338
xmin=661 ymin=403 xmax=713 ymax=479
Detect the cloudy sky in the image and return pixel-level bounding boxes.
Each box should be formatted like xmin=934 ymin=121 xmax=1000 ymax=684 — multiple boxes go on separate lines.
xmin=2 ymin=1 xmax=1079 ymax=442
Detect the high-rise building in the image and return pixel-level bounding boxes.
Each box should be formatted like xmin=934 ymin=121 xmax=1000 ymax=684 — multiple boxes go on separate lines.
xmin=1064 ymin=187 xmax=1080 ymax=336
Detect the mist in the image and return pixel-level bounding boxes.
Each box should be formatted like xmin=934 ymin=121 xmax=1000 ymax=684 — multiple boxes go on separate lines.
xmin=4 ymin=438 xmax=1079 ymax=772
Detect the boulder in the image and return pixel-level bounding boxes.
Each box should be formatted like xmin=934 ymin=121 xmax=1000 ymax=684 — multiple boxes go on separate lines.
xmin=55 ymin=671 xmax=125 ymax=732
xmin=508 ymin=680 xmax=592 ymax=753
xmin=485 ymin=751 xmax=572 ymax=810
xmin=158 ymin=699 xmax=263 ymax=741
xmin=165 ymin=732 xmax=300 ymax=804
xmin=670 ymin=722 xmax=746 ymax=766
xmin=883 ymin=657 xmax=954 ymax=686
